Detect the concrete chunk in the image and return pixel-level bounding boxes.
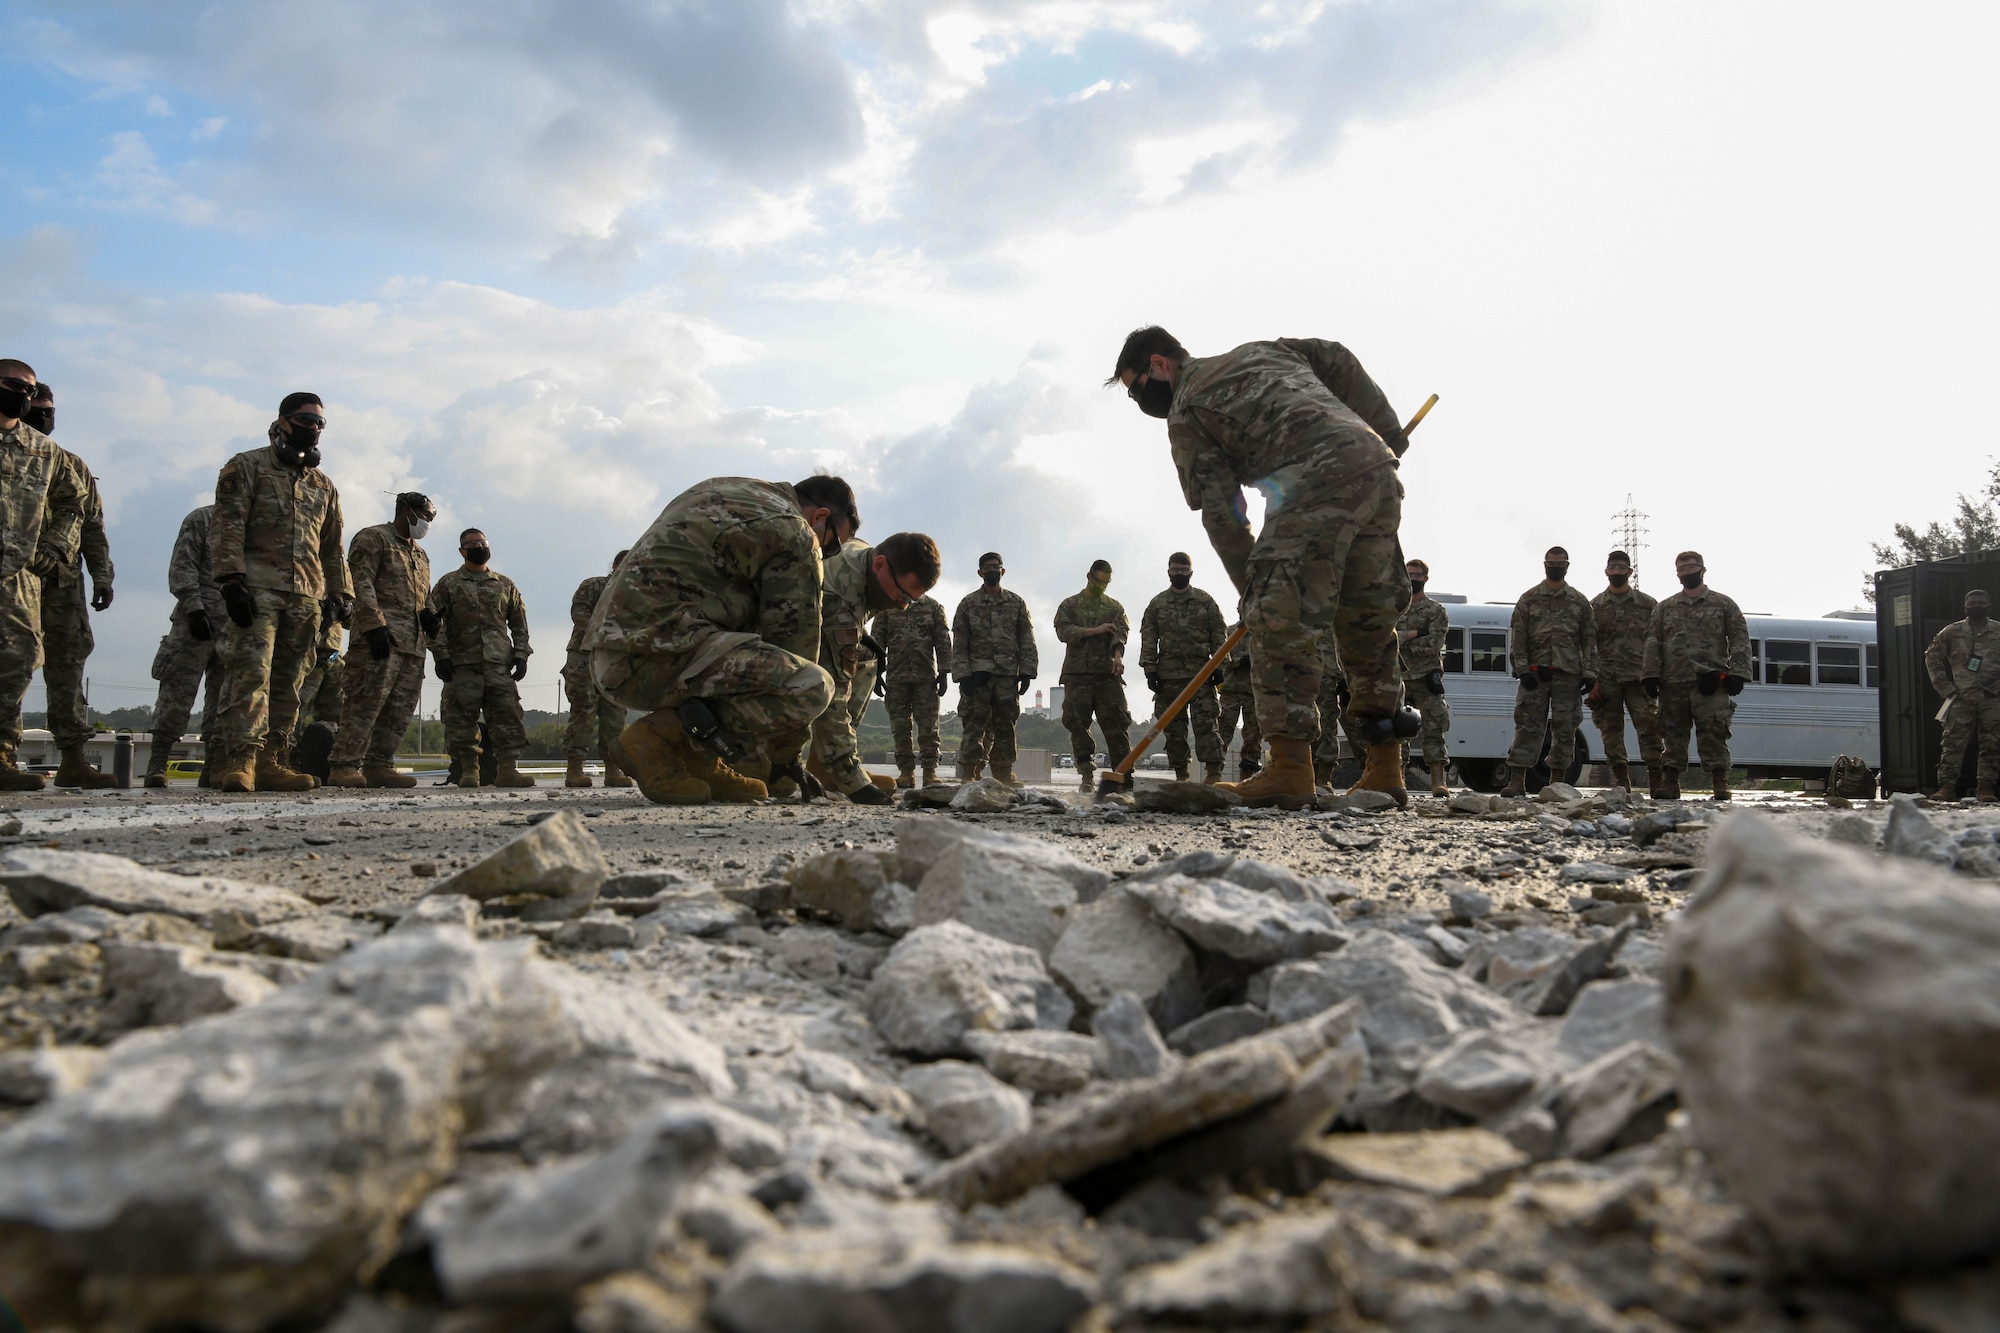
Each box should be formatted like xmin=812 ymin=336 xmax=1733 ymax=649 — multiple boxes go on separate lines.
xmin=428 ymin=807 xmax=608 ymax=919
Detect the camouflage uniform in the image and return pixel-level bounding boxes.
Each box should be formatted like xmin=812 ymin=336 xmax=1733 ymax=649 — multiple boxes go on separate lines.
xmin=297 ymin=621 xmax=346 ymax=725
xmin=431 ymin=566 xmax=530 ymax=764
xmin=587 ymin=478 xmax=831 ymax=766
xmin=38 ymin=450 xmax=111 ymax=750
xmin=1311 ymin=631 xmax=1366 ymax=773
xmin=951 ymin=587 xmax=1037 ymax=774
xmin=1166 ymin=339 xmax=1408 ymax=741
xmin=1925 ymin=619 xmax=2000 ymax=791
xmin=0 ymin=422 xmax=82 ymax=764
xmin=209 ymin=444 xmax=349 ymax=760
xmin=1641 ymin=588 xmax=1751 ymax=776
xmin=811 ymin=538 xmax=881 ymax=795
xmin=1589 ymin=586 xmax=1663 ymax=774
xmin=1506 ymin=582 xmax=1598 ymax=773
xmin=872 ymin=595 xmax=950 ymax=773
xmin=1054 ymin=590 xmax=1131 ymax=772
xmin=1215 ymin=629 xmax=1261 ymax=772
xmin=330 ymin=523 xmax=433 ymax=770
xmin=1397 ymin=594 xmax=1452 ymax=766
xmin=563 ymin=574 xmax=622 ymax=758
xmin=147 ymin=506 xmax=224 ymax=772
xmin=1139 ymin=583 xmax=1227 ymax=772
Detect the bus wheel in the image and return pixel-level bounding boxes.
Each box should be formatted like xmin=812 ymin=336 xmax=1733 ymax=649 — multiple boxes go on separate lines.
xmin=1461 ymin=759 xmax=1505 ymax=792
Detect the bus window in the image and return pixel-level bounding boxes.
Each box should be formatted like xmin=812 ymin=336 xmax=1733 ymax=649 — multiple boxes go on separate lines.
xmin=1865 ymin=642 xmax=1879 ymax=688
xmin=1749 ymin=640 xmax=1760 ymax=683
xmin=1816 ymin=644 xmax=1861 ymax=686
xmin=1443 ymin=627 xmax=1465 ymax=672
xmin=1470 ymin=629 xmax=1508 ymax=673
xmin=1765 ymin=640 xmax=1811 ymax=685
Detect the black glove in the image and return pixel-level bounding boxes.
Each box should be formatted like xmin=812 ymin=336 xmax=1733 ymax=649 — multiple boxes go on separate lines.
xmin=509 ymin=657 xmax=528 ymax=682
xmin=222 ymin=579 xmax=256 ymax=628
xmin=935 ymin=671 xmax=949 ymax=698
xmin=863 ymin=634 xmax=887 ymax=697
xmin=1642 ymin=676 xmax=1661 ymax=699
xmin=321 ymin=595 xmax=351 ymax=630
xmin=873 ymin=672 xmax=886 ymax=699
xmin=1016 ymin=674 xmax=1032 ymax=696
xmin=1517 ymin=669 xmax=1540 ymax=691
xmin=435 ymin=659 xmax=455 ymax=683
xmin=849 ymin=783 xmax=891 ymax=806
xmin=967 ymin=670 xmax=993 ymax=689
xmin=1696 ymin=669 xmax=1722 ymax=696
xmin=186 ymin=608 xmax=214 ymax=642
xmin=1579 ymin=676 xmax=1596 ymax=695
xmin=1722 ymin=672 xmax=1746 ymax=696
xmin=419 ymin=608 xmax=441 ymax=637
xmin=365 ymin=626 xmax=392 ymax=660
xmin=1145 ymin=671 xmax=1163 ymax=693
xmin=90 ymin=585 xmax=112 ymax=611
xmin=1426 ymin=669 xmax=1446 ymax=696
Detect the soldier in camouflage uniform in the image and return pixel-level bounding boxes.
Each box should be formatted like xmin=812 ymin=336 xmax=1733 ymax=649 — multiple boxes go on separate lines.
xmin=1215 ymin=626 xmax=1261 ymax=779
xmin=1054 ymin=560 xmax=1131 ymax=791
xmin=1112 ymin=327 xmax=1411 ymax=807
xmin=209 ymin=392 xmax=351 ymax=793
xmin=0 ymin=362 xmax=84 ymax=791
xmin=24 ymin=388 xmax=117 ymax=789
xmin=297 ymin=619 xmax=345 ymax=725
xmin=145 ymin=505 xmax=225 ymax=787
xmin=1504 ymin=547 xmax=1598 ymax=796
xmin=1641 ymin=551 xmax=1750 ymax=802
xmin=1925 ymin=589 xmax=1999 ymax=802
xmin=588 ymin=475 xmax=857 ymax=805
xmin=1311 ymin=631 xmax=1365 ymax=788
xmin=1139 ymin=552 xmax=1228 ymax=783
xmin=327 ymin=493 xmax=437 ymax=788
xmin=1398 ymin=558 xmax=1452 ymax=796
xmin=1587 ymin=550 xmax=1663 ymax=794
xmin=562 ymin=552 xmax=632 ymax=788
xmin=431 ymin=528 xmax=533 ymax=788
xmin=871 ymin=589 xmax=951 ymax=787
xmin=952 ymin=552 xmax=1037 ymax=784
xmin=811 ymin=534 xmax=940 ymax=803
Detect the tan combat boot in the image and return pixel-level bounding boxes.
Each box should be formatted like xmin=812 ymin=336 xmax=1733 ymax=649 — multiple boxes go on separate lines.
xmin=212 ymin=751 xmax=255 ymax=793
xmin=1659 ymin=769 xmax=1682 ymax=800
xmin=327 ymin=764 xmax=369 ymax=788
xmin=364 ymin=766 xmax=417 ymax=788
xmin=869 ymin=772 xmax=898 ymax=792
xmin=1929 ymin=782 xmax=1959 ymax=803
xmin=896 ymin=766 xmax=916 ymax=789
xmin=607 ymin=711 xmax=712 ymax=805
xmin=921 ymin=764 xmax=939 ymax=787
xmin=453 ymin=753 xmax=483 ymax=788
xmin=1430 ymin=762 xmax=1450 ymax=797
xmin=992 ymin=765 xmax=1021 ymax=788
xmin=602 ymin=753 xmax=635 ymax=788
xmin=1219 ymin=736 xmax=1315 ymax=808
xmin=1609 ymin=760 xmax=1631 ymax=790
xmin=1174 ymin=764 xmax=1190 ymax=782
xmin=1350 ymin=741 xmax=1409 ymax=810
xmin=1077 ymin=766 xmax=1095 ymax=793
xmin=960 ymin=760 xmax=983 ymax=782
xmin=144 ymin=772 xmax=169 ymax=789
xmin=492 ymin=755 xmax=537 ymax=788
xmin=1312 ymin=759 xmax=1334 ymax=791
xmin=1501 ymin=766 xmax=1529 ymax=798
xmin=807 ymin=754 xmax=838 ymax=790
xmin=1203 ymin=761 xmax=1224 ymax=785
xmin=54 ymin=746 xmax=116 ymax=790
xmin=1980 ymin=785 xmax=1998 ymax=803
xmin=254 ymin=747 xmax=318 ymax=791
xmin=0 ymin=752 xmax=44 ymax=791
xmin=565 ymin=753 xmax=591 ymax=787
xmin=1709 ymin=768 xmax=1732 ymax=802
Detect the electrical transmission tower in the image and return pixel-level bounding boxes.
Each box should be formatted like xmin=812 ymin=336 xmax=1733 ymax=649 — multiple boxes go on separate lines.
xmin=1611 ymin=494 xmax=1650 ymax=583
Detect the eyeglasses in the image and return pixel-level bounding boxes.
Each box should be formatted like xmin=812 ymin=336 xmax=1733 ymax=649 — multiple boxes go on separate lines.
xmin=1125 ymin=373 xmax=1148 ymax=403
xmin=0 ymin=377 xmax=35 ymax=395
xmin=288 ymin=413 xmax=327 ymax=431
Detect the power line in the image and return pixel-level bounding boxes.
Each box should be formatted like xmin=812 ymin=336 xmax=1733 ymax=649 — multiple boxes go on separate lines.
xmin=1611 ymin=494 xmax=1650 ymax=584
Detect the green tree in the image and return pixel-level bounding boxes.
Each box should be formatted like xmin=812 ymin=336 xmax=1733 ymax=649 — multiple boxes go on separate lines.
xmin=1868 ymin=462 xmax=2000 ymax=599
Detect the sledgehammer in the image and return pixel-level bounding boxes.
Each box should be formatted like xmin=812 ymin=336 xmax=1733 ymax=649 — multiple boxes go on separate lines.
xmin=1095 ymin=392 xmax=1440 ymax=801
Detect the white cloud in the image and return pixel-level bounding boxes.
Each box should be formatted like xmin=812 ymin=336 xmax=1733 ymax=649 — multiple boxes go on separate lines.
xmin=191 ymin=115 xmax=226 ymax=142
xmin=143 ymin=94 xmax=171 ymax=116
xmin=90 ymin=131 xmax=223 ymax=225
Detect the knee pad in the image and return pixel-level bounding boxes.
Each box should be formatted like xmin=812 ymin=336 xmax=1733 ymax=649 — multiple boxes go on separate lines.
xmin=1353 ymin=707 xmax=1422 ymax=744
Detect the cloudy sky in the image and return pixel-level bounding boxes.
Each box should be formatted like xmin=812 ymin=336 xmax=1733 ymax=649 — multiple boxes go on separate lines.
xmin=4 ymin=0 xmax=1993 ymax=723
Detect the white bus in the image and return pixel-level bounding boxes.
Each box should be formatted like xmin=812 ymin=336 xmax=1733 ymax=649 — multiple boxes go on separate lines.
xmin=1433 ymin=602 xmax=1879 ymax=791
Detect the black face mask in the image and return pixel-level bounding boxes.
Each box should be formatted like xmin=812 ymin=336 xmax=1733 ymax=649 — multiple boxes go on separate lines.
xmin=22 ymin=405 xmax=53 ymax=435
xmin=1133 ymin=376 xmax=1174 ymax=419
xmin=1679 ymin=572 xmax=1704 ymax=589
xmin=1169 ymin=573 xmax=1191 ymax=590
xmin=1607 ymin=573 xmax=1629 ymax=588
xmin=0 ymin=384 xmax=34 ymax=420
xmin=1970 ymin=606 xmax=1991 ymax=624
xmin=464 ymin=547 xmax=491 ymax=567
xmin=1407 ymin=579 xmax=1426 ymax=594
xmin=980 ymin=569 xmax=1002 ymax=587
xmin=1545 ymin=563 xmax=1568 ymax=582
xmin=272 ymin=422 xmax=322 ymax=469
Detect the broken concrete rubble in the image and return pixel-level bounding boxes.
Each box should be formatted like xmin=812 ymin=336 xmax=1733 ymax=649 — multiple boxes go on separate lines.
xmin=428 ymin=806 xmax=609 ymax=919
xmin=864 ymin=921 xmax=1074 ymax=1057
xmin=1047 ymin=886 xmax=1202 ymax=1030
xmin=1 ymin=846 xmax=316 ymax=930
